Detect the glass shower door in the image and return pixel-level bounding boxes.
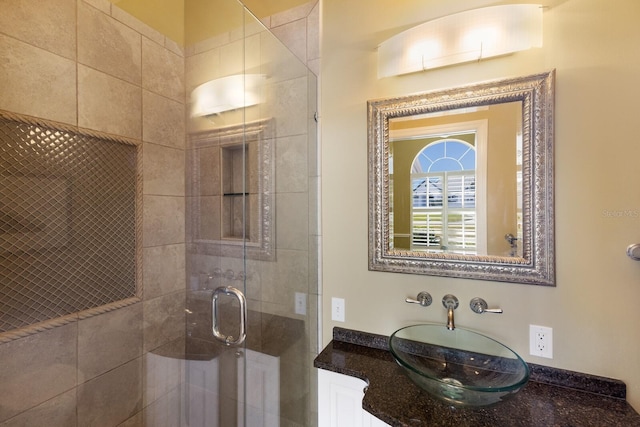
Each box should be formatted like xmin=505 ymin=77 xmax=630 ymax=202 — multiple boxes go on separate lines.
xmin=184 ymin=1 xmax=318 ymax=425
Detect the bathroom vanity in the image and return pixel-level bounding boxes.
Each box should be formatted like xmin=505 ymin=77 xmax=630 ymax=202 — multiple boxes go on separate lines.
xmin=315 ymin=327 xmax=640 ymax=426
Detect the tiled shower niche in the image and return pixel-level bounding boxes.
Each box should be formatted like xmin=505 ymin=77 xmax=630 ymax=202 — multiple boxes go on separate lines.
xmin=0 ymin=111 xmax=140 ymax=335
xmin=188 ymin=119 xmax=275 ymax=260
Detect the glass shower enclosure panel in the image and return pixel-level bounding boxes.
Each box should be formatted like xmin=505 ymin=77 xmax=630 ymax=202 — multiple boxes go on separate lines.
xmin=185 ymin=1 xmax=318 ymax=426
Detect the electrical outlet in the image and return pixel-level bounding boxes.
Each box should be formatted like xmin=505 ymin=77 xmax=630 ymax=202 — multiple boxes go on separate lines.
xmin=295 ymin=292 xmax=307 ymax=315
xmin=529 ymin=325 xmax=553 ymax=359
xmin=331 ymin=297 xmax=345 ymax=322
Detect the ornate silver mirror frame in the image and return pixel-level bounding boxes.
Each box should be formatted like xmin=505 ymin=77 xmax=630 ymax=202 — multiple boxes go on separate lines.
xmin=368 ymin=70 xmax=555 ymax=285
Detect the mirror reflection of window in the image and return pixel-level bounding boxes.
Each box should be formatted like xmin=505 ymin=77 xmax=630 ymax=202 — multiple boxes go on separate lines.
xmin=387 ymin=117 xmax=489 ymax=256
xmin=410 ymin=139 xmax=477 ymax=254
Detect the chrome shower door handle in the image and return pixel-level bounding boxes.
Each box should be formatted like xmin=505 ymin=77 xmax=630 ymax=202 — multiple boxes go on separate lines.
xmin=211 ymin=286 xmax=247 ymax=346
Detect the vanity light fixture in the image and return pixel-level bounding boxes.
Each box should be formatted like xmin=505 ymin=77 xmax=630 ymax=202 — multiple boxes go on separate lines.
xmin=190 ymin=74 xmax=266 ymax=117
xmin=377 ymin=4 xmax=543 ymax=78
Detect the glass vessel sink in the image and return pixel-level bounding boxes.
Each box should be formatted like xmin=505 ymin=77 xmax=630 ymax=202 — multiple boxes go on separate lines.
xmin=389 ymin=324 xmax=530 ymax=407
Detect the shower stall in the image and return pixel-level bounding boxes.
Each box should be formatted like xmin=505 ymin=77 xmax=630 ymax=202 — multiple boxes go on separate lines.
xmin=0 ymin=0 xmax=319 ymax=426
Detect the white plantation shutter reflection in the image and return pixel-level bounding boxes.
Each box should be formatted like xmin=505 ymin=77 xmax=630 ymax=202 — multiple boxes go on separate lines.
xmin=411 ymin=140 xmax=477 ymax=254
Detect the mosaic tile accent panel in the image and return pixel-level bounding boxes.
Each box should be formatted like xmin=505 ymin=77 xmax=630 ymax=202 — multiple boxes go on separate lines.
xmin=0 ymin=112 xmax=139 ymax=333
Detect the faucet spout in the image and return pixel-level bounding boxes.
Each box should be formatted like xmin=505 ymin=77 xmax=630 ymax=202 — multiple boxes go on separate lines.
xmin=447 ymin=306 xmax=455 ymax=330
xmin=442 ymin=294 xmax=459 ymax=330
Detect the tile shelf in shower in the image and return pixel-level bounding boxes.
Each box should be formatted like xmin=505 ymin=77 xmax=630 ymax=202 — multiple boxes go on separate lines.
xmin=149 ymin=305 xmax=305 ymax=361
xmin=180 ymin=302 xmax=306 ymax=359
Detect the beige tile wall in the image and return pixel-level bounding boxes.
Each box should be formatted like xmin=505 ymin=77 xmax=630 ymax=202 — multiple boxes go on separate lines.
xmin=263 ymin=1 xmax=320 ymax=75
xmin=78 ymin=64 xmax=143 ymax=138
xmin=78 ymin=2 xmax=142 ymax=85
xmin=0 ymin=324 xmax=77 ymax=423
xmin=0 ymin=0 xmax=186 ymax=425
xmin=0 ymin=32 xmax=77 ymax=124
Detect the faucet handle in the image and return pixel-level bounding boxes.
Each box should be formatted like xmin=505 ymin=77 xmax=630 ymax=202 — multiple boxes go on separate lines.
xmin=405 ymin=291 xmax=432 ymax=307
xmin=470 ymin=297 xmax=503 ymax=314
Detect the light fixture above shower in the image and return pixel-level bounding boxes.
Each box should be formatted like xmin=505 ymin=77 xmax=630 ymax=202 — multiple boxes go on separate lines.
xmin=190 ymin=74 xmax=266 ymax=117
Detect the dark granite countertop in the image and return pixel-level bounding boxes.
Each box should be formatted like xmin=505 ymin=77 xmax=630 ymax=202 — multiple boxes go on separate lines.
xmin=314 ymin=327 xmax=640 ymax=426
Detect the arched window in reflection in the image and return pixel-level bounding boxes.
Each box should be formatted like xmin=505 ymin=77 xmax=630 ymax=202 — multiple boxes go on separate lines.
xmin=411 ymin=139 xmax=477 ymax=254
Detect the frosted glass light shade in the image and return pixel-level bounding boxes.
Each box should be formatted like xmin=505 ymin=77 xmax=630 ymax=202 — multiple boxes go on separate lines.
xmin=378 ymin=4 xmax=543 ymax=78
xmin=191 ymin=74 xmax=266 ymax=116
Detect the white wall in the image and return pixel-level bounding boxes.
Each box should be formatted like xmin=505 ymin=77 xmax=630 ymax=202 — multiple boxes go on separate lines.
xmin=321 ymin=0 xmax=640 ymax=410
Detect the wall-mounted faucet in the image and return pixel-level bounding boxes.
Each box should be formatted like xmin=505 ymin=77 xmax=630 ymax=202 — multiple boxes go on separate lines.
xmin=442 ymin=294 xmax=459 ymax=330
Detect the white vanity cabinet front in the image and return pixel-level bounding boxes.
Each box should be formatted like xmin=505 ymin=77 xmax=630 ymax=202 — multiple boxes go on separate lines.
xmin=318 ymin=370 xmax=390 ymax=427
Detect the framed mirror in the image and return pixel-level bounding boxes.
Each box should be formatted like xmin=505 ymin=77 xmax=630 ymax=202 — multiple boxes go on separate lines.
xmin=368 ymin=70 xmax=555 ymax=285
